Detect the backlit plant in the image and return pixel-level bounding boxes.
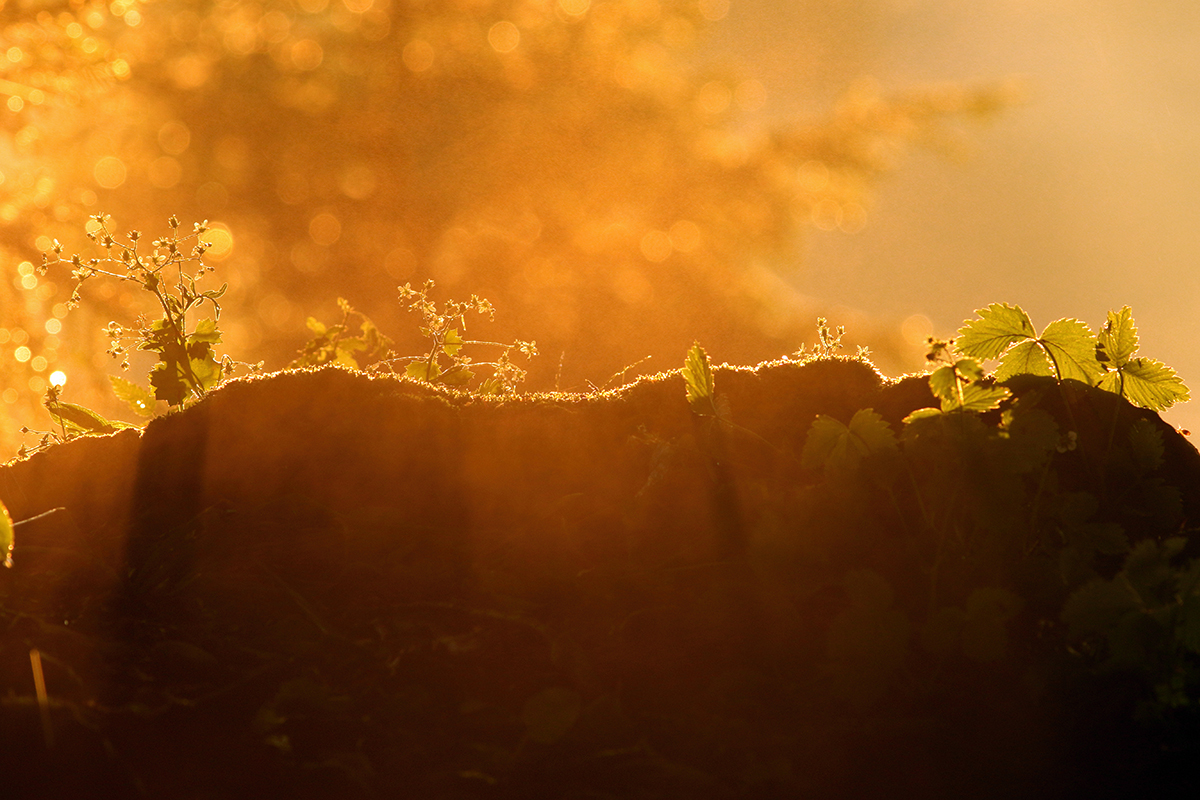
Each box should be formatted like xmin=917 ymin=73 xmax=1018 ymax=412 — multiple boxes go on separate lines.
xmin=23 ymin=215 xmax=261 ymax=452
xmin=390 ymin=279 xmax=538 ymax=396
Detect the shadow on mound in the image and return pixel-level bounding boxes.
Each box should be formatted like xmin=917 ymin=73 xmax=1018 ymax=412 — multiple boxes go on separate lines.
xmin=1 ymin=358 xmax=1197 ymax=799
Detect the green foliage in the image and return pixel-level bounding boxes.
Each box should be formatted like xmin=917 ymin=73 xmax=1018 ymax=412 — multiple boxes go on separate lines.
xmin=799 ymin=306 xmax=1197 ymax=717
xmin=1095 ymin=307 xmax=1191 ymax=411
xmin=0 ymin=497 xmax=12 ymax=569
xmin=290 ymin=298 xmax=394 ymax=372
xmin=24 ymin=214 xmax=261 ymax=451
xmin=955 ymin=303 xmax=1188 ymax=410
xmin=922 ymin=345 xmax=1011 ymax=414
xmin=108 ymin=375 xmax=157 ymax=418
xmin=682 ymin=342 xmax=717 ymax=416
xmin=1062 ymin=538 xmax=1200 ymax=708
xmin=41 ymin=214 xmax=236 ymax=404
xmin=801 ymin=408 xmax=897 ymax=476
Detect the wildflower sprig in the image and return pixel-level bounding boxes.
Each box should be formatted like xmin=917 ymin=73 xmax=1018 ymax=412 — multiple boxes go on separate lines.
xmin=40 ymin=214 xmax=258 ymax=408
xmin=391 ymin=279 xmax=537 ymax=396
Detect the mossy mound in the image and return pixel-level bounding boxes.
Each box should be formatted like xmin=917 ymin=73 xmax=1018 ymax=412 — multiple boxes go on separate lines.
xmin=1 ymin=359 xmax=1198 ymax=799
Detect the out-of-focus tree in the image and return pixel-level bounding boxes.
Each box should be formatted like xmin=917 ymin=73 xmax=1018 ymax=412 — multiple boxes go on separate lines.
xmin=1 ymin=0 xmax=1014 ymax=455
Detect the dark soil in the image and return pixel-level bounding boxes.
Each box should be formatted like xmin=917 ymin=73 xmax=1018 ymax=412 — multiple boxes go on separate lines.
xmin=1 ymin=360 xmax=1198 ymax=799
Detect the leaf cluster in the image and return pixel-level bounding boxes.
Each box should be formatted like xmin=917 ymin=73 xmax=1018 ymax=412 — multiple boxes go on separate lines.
xmin=289 ymin=297 xmax=394 ymax=372
xmin=953 ymin=303 xmax=1188 ymax=412
xmin=784 ymin=308 xmax=1197 ymax=716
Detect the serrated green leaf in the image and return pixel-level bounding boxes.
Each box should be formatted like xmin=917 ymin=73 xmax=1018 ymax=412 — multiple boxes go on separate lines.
xmin=927 ymin=364 xmax=959 ymax=406
xmin=149 ymin=362 xmax=189 ymax=405
xmin=437 ymin=366 xmax=474 ymax=386
xmin=188 ymin=317 xmax=222 ymax=345
xmin=443 ymin=328 xmax=465 ymax=358
xmin=1035 ymin=318 xmax=1103 ymax=383
xmin=109 ymin=375 xmax=157 ymax=418
xmin=1098 ymin=357 xmax=1190 ymax=411
xmin=901 ymin=407 xmax=943 ymax=425
xmin=928 ymin=358 xmax=1010 ymax=412
xmin=993 ymin=340 xmax=1053 ymax=381
xmin=0 ymin=498 xmax=13 ymax=568
xmin=305 ymin=317 xmax=327 ymax=336
xmin=49 ymin=400 xmax=137 ymax=435
xmin=848 ymin=408 xmax=898 ymax=452
xmin=801 ymin=409 xmax=896 ymax=474
xmin=949 ymin=382 xmax=1011 ymax=413
xmin=406 ymin=361 xmax=440 ymax=382
xmin=682 ymin=343 xmax=715 ymax=414
xmin=189 ymin=354 xmax=222 ymax=393
xmin=1096 ymin=306 xmax=1139 ymax=366
xmin=956 ymin=303 xmax=1037 ymax=360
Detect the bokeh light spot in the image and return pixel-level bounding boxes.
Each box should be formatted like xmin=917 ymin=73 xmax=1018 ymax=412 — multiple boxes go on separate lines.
xmin=49 ymin=371 xmax=67 ymax=388
xmin=699 ymin=0 xmax=730 ymax=21
xmin=44 ymin=319 xmax=62 ymax=335
xmin=202 ymin=225 xmax=234 ymax=260
xmin=93 ymin=156 xmax=127 ymax=189
xmin=559 ymin=0 xmax=590 ymax=15
xmin=902 ymin=314 xmax=934 ymax=346
xmin=13 ymin=346 xmax=31 ymax=363
xmin=489 ymin=22 xmax=521 ymax=54
xmin=309 ymin=212 xmax=342 ymax=246
xmin=403 ymin=40 xmax=434 ymax=72
xmin=291 ymin=40 xmax=324 ymax=70
xmin=30 ymin=356 xmax=47 ymax=372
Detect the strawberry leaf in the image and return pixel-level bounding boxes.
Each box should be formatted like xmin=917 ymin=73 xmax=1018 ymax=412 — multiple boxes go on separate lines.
xmin=802 ymin=408 xmax=896 ymax=474
xmin=955 ymin=303 xmax=1037 ymax=360
xmin=1096 ymin=306 xmax=1139 ymax=366
xmin=1031 ymin=318 xmax=1102 ymax=384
